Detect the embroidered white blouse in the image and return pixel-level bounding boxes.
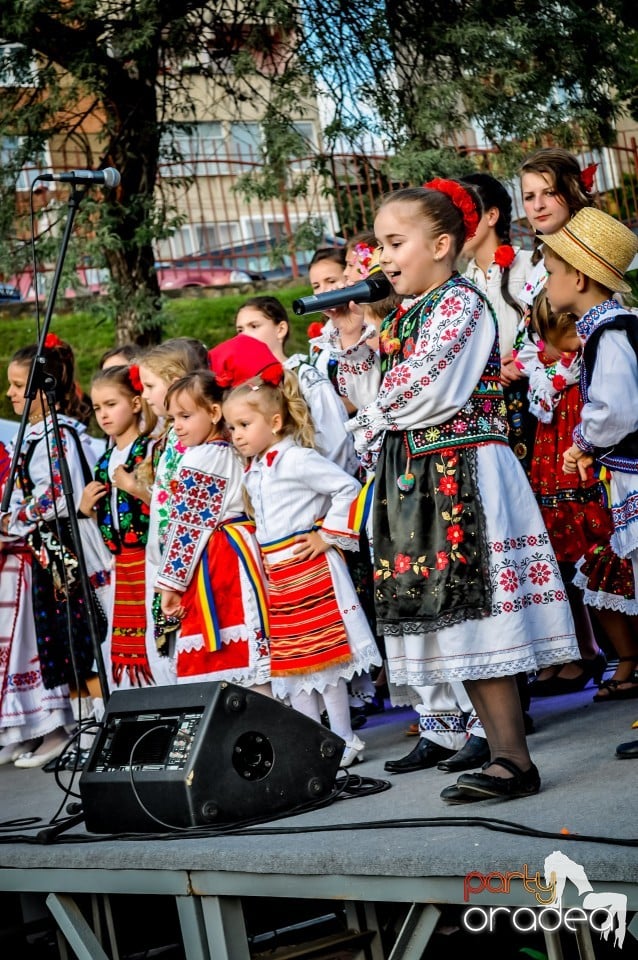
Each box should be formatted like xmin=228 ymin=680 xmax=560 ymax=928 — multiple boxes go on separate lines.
xmin=243 ymin=435 xmax=361 ymax=550
xmin=335 ymin=282 xmax=496 ymax=462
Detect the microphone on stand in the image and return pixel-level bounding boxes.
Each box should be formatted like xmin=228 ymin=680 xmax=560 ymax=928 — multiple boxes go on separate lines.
xmin=38 ymin=167 xmax=121 ymax=189
xmin=292 ymin=265 xmax=392 ymax=316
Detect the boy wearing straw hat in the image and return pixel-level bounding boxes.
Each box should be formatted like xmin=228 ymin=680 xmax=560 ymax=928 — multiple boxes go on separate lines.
xmin=542 ymin=206 xmax=638 ymax=761
xmin=541 ymin=206 xmax=638 ymax=584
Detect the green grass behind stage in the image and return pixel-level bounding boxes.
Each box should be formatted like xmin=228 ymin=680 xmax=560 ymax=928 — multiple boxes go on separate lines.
xmin=0 ymin=282 xmax=314 ymax=426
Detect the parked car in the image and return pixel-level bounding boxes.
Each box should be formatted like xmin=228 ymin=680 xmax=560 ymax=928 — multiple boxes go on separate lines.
xmin=9 ymin=264 xmax=109 ymax=302
xmin=154 ymin=258 xmax=256 ymax=290
xmin=196 ymin=235 xmax=345 ymax=281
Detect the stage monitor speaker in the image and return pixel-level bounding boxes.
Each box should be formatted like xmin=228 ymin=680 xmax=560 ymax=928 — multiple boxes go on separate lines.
xmin=79 ymin=682 xmax=345 ymax=834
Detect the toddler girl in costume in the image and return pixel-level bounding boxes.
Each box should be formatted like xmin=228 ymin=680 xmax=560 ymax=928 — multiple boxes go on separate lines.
xmin=336 ymin=180 xmax=579 ymax=802
xmin=155 ymin=372 xmax=270 ymax=691
xmin=222 ymin=368 xmax=381 ymax=768
xmin=80 ymin=364 xmax=156 ymax=689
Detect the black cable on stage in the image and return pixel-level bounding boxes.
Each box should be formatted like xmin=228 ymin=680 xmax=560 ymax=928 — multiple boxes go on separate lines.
xmin=1 ymin=768 xmax=636 ymax=848
xmin=1 ymin=801 xmax=637 ymax=848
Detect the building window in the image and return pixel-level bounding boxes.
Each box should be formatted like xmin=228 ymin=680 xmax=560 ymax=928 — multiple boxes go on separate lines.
xmin=0 ymin=136 xmax=47 ymax=190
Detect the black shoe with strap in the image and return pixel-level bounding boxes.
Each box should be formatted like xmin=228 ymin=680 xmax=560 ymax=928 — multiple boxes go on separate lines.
xmin=454 ymin=756 xmax=541 ymax=799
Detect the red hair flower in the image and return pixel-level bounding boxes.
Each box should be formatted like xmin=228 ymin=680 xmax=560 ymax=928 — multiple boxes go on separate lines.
xmin=580 ymin=162 xmax=598 ymax=194
xmin=493 ymin=244 xmax=516 ymax=269
xmin=128 ymin=363 xmax=143 ymax=393
xmin=44 ymin=333 xmax=63 ymax=349
xmin=307 ymin=321 xmax=325 ymax=340
xmin=423 ymin=178 xmax=480 ymax=240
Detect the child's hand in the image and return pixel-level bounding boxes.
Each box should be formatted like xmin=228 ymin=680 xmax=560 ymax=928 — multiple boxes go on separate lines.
xmin=113 ymin=465 xmax=137 ymax=493
xmin=500 ymin=356 xmax=524 ymax=385
xmin=161 ymin=589 xmax=186 ymax=619
xmin=293 ymin=530 xmax=330 ymax=561
xmin=79 ymin=481 xmax=107 ymax=517
xmin=563 ymin=444 xmax=594 ymax=481
xmin=112 ymin=465 xmax=152 ymax=504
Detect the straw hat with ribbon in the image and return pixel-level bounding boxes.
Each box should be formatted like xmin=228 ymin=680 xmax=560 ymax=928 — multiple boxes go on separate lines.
xmin=541 ymin=207 xmax=638 ymax=295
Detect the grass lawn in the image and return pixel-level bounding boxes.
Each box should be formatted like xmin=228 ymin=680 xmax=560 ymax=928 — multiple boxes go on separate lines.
xmin=0 ymin=281 xmax=314 ymax=424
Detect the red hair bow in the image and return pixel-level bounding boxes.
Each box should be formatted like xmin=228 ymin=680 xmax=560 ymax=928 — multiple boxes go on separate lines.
xmin=423 ymin=178 xmax=480 ymax=241
xmin=44 ymin=333 xmax=63 ymax=349
xmin=128 ymin=363 xmax=143 ymax=393
xmin=580 ymin=163 xmax=598 ymax=194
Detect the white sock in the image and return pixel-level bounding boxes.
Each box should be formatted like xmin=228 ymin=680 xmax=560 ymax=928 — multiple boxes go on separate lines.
xmin=289 ymin=689 xmax=322 ymax=724
xmin=321 ymin=678 xmax=354 ymax=743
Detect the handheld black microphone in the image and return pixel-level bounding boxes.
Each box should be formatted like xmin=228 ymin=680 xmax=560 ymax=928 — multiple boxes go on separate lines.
xmin=292 ymin=266 xmax=392 ymax=316
xmin=38 ymin=167 xmax=121 ymax=189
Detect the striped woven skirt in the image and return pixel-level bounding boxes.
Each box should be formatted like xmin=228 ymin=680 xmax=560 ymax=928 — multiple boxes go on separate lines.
xmin=261 ymin=537 xmax=381 ymax=696
xmin=265 ymin=552 xmax=352 ymax=677
xmin=111 ymin=546 xmax=153 ymax=687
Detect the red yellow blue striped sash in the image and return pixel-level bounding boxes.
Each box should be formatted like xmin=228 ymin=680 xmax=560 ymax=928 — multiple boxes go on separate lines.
xmin=197 ymin=517 xmax=269 ymax=653
xmin=347 ymin=477 xmax=374 ymax=535
xmin=260 ymin=520 xmax=324 ymax=555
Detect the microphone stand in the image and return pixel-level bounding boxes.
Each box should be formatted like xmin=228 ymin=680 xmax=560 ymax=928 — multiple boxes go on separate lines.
xmin=1 ymin=181 xmax=110 ymax=721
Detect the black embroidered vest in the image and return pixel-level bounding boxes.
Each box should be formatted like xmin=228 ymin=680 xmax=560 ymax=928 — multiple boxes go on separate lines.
xmin=582 ymin=314 xmax=638 ymax=472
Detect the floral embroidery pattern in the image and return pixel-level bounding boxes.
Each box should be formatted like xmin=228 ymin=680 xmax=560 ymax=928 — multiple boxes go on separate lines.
xmin=374 ymin=450 xmax=470 ymax=582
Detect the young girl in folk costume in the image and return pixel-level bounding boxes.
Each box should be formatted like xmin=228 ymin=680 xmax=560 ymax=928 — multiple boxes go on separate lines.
xmin=0 ymin=440 xmax=54 ymax=764
xmin=155 ymin=372 xmax=270 ymax=690
xmin=383 ymin=174 xmax=538 ymax=776
xmin=1 ymin=336 xmax=111 ymax=768
xmin=79 ymin=364 xmax=156 ymax=689
xmin=514 ymin=149 xmax=606 ymax=693
xmin=336 ymin=180 xmax=579 ymax=802
xmin=228 ymin=307 xmax=379 ymax=720
xmin=136 ymin=339 xmax=206 ymax=683
xmin=222 ymin=371 xmax=382 ymax=768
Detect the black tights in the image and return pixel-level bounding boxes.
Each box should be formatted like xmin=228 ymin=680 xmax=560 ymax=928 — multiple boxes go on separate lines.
xmin=463 ymin=676 xmax=532 ymax=776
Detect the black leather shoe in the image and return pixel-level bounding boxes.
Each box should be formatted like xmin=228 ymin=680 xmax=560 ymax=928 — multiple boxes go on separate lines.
xmin=383 ymin=738 xmax=455 ymax=774
xmin=437 ymin=735 xmax=491 ymax=773
xmin=440 ymin=784 xmax=488 ymax=803
xmin=615 ymin=739 xmax=638 ymax=758
xmin=455 ymin=756 xmax=541 ymax=799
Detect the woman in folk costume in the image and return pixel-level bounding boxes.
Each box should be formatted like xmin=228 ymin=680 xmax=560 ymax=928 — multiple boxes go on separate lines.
xmin=1 ymin=336 xmax=111 ymax=768
xmin=154 ymin=371 xmax=270 ymax=690
xmin=335 ymin=180 xmax=578 ymax=801
xmin=221 ymin=354 xmax=381 ymax=769
xmin=79 ymin=364 xmax=156 ymax=689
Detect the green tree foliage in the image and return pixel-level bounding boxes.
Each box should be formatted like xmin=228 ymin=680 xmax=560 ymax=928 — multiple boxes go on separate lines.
xmin=0 ymin=1 xmax=637 ymax=343
xmin=382 ymin=1 xmax=638 ymax=173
